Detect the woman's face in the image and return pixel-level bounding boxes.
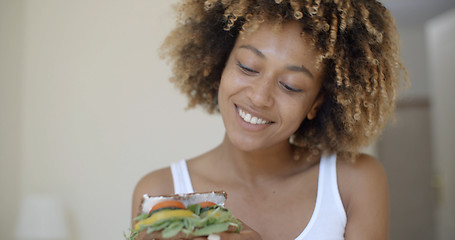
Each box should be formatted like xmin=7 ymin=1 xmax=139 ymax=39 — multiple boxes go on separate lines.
xmin=218 ymin=21 xmax=325 ymax=152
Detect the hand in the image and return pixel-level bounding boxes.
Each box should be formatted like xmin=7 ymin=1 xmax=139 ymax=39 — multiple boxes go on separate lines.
xmin=193 ymin=220 xmax=262 ymax=240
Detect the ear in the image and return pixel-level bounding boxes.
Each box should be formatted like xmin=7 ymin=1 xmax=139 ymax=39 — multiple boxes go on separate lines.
xmin=307 ymin=92 xmax=326 ymax=120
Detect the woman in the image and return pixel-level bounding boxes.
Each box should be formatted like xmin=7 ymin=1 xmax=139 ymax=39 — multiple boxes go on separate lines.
xmin=132 ymin=0 xmax=406 ymax=239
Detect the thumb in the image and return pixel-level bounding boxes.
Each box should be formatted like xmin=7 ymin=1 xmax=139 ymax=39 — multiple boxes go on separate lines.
xmin=192 ymin=234 xmax=220 ymax=240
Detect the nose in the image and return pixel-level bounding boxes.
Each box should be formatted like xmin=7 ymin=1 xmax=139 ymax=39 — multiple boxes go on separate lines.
xmin=246 ymin=75 xmax=274 ymax=108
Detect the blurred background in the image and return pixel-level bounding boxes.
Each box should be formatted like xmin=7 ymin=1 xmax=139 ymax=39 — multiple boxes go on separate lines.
xmin=1 ymin=0 xmax=454 ymax=239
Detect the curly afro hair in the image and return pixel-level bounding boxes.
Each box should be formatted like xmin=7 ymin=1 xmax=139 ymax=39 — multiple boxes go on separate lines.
xmin=160 ymin=0 xmax=407 ymax=159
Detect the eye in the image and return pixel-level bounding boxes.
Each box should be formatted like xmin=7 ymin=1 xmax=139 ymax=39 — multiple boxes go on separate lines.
xmin=237 ymin=62 xmax=259 ymax=75
xmin=279 ymin=81 xmax=302 ymax=93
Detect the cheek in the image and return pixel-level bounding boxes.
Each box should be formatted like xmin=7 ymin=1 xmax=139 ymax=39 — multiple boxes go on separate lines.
xmin=280 ymin=101 xmax=308 ymax=129
xmin=219 ymin=69 xmax=244 ymax=98
xmin=217 ymin=70 xmax=236 ymax=109
xmin=218 ymin=73 xmax=229 ymax=100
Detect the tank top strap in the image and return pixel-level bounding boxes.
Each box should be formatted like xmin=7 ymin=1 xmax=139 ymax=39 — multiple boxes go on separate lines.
xmin=323 ymin=154 xmax=346 ymax=219
xmin=294 ymin=153 xmax=346 ymax=240
xmin=170 ymin=159 xmax=194 ymax=194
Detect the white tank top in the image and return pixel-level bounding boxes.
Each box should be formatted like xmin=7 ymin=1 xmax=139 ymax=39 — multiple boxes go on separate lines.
xmin=170 ymin=154 xmax=347 ymax=239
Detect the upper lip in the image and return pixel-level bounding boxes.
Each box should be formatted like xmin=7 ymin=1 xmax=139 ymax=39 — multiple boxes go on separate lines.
xmin=235 ymin=104 xmax=274 ymax=123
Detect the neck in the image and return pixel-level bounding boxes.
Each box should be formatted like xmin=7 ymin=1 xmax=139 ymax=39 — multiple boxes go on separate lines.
xmin=214 ymin=134 xmax=306 ymax=186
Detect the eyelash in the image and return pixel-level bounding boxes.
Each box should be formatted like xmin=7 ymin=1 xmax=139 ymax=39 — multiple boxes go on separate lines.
xmin=237 ymin=62 xmax=259 ymax=75
xmin=280 ymin=81 xmax=302 ymax=93
xmin=237 ymin=61 xmax=302 ymax=93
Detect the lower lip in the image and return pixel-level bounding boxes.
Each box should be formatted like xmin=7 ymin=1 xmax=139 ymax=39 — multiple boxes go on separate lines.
xmin=235 ymin=105 xmax=271 ymax=132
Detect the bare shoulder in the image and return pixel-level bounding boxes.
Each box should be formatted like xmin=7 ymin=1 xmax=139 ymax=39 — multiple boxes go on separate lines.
xmin=337 ymin=153 xmax=387 ymax=183
xmin=337 ymin=153 xmax=388 ymax=205
xmin=134 ymin=167 xmax=174 ymax=196
xmin=131 ymin=167 xmax=174 ymax=220
xmin=337 ymin=153 xmax=390 ymax=240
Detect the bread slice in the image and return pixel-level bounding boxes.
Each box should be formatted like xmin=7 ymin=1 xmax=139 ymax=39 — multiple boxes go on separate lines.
xmin=140 ymin=191 xmax=228 ymax=214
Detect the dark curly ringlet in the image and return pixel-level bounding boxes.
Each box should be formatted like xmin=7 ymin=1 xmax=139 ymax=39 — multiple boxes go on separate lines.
xmin=160 ymin=0 xmax=407 ymax=159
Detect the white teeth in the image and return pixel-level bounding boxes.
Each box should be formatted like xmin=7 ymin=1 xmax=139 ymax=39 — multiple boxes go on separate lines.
xmin=237 ymin=108 xmax=271 ymax=125
xmin=245 ymin=113 xmax=251 ymax=122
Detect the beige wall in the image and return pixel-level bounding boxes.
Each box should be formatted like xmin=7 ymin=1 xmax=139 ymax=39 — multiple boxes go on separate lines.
xmin=377 ymin=8 xmax=455 ymax=240
xmin=426 ymin=9 xmax=455 ymax=240
xmin=2 ymin=1 xmax=224 ymax=239
xmin=1 ymin=1 xmax=453 ymax=240
xmin=377 ymin=24 xmax=436 ymax=240
xmin=0 ymin=1 xmax=23 ymax=239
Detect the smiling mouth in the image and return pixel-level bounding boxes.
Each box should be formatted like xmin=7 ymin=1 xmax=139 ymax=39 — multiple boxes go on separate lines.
xmin=236 ymin=106 xmax=273 ymax=125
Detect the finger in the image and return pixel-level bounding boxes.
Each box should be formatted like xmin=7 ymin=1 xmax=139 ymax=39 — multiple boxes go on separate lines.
xmin=207 ymin=234 xmax=221 ymax=240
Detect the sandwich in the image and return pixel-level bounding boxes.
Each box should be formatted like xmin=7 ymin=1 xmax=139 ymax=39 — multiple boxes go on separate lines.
xmin=126 ymin=191 xmax=242 ymax=240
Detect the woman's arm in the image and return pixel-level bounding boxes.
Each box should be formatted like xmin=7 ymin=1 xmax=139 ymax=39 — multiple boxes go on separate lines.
xmin=338 ymin=154 xmax=390 ymax=240
xmin=131 ymin=168 xmax=174 ymax=222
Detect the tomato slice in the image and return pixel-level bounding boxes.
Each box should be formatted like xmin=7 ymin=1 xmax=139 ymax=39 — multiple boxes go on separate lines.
xmin=150 ymin=200 xmax=186 ymax=213
xmin=199 ymin=201 xmax=217 ymax=209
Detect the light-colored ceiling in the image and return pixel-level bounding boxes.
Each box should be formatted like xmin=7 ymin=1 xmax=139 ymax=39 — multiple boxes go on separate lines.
xmin=381 ymin=0 xmax=455 ymax=26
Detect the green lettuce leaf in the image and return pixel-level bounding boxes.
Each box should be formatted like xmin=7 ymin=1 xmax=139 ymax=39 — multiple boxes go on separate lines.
xmin=192 ymin=222 xmax=230 ymax=236
xmin=161 ymin=221 xmax=185 ymax=238
xmin=125 ymin=205 xmax=242 ymax=239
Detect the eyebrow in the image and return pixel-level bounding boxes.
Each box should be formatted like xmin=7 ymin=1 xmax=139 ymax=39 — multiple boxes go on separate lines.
xmin=286 ymin=65 xmax=314 ymax=79
xmin=238 ymin=44 xmax=314 ymax=79
xmin=239 ymin=45 xmax=265 ymax=58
